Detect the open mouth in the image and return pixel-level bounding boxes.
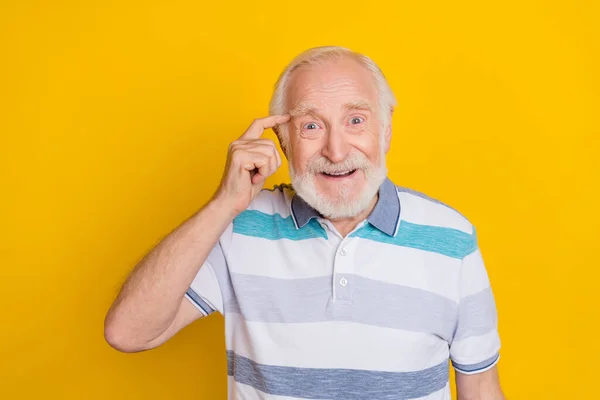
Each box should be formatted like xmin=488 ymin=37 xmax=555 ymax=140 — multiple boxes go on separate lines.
xmin=321 ymin=169 xmax=357 ymax=178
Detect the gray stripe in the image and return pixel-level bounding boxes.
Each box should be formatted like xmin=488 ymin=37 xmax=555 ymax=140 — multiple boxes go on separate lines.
xmin=454 ymin=287 xmax=498 ymax=340
xmin=226 ymin=273 xmax=458 ymax=342
xmin=185 ymin=288 xmax=214 ymax=315
xmin=453 ymin=352 xmax=499 ymax=373
xmin=227 ymin=350 xmax=448 ymax=399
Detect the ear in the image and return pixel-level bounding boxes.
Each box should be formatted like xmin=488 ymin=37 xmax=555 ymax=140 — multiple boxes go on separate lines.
xmin=384 ymin=106 xmax=394 ymax=153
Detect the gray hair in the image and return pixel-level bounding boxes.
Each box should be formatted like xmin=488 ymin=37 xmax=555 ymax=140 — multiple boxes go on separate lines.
xmin=269 ymin=46 xmax=397 ymax=154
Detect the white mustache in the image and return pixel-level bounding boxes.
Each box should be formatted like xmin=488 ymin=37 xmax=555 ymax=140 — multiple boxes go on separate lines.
xmin=307 ymin=153 xmax=372 ymax=174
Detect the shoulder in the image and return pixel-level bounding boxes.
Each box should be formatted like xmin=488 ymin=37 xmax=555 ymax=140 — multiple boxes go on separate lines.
xmin=395 ymin=184 xmax=474 ymax=235
xmin=244 ymin=183 xmax=294 ymax=218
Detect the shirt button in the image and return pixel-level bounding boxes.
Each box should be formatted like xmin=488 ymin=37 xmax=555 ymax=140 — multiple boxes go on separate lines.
xmin=339 ymin=248 xmax=347 ymax=256
xmin=339 ymin=277 xmax=348 ymax=287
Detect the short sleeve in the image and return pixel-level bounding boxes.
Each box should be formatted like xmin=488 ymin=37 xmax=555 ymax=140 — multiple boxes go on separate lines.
xmin=184 ymin=240 xmax=227 ymax=316
xmin=450 ymin=226 xmax=501 ymax=375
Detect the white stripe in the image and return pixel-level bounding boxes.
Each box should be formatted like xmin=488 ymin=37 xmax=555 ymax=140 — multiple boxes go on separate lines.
xmin=248 ymin=187 xmax=293 ymax=217
xmin=225 ymin=313 xmax=450 ymax=372
xmin=228 ymin=234 xmax=463 ymax=303
xmin=353 ymin=240 xmax=462 ymax=302
xmin=229 ymin=378 xmax=451 ymax=400
xmin=229 ymin=378 xmax=309 ymax=400
xmin=459 ymin=247 xmax=492 ymax=298
xmin=397 ymin=191 xmax=472 ymax=233
xmin=228 ymin=236 xmax=333 ymax=279
xmin=418 ymin=383 xmax=451 ymax=400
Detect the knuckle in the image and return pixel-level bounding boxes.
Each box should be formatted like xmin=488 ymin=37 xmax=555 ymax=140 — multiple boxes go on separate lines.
xmin=229 ymin=147 xmax=244 ymax=161
xmin=258 ymin=139 xmax=275 ymax=149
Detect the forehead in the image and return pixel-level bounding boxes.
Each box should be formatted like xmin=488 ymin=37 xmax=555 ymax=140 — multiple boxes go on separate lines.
xmin=285 ymin=57 xmax=378 ymax=111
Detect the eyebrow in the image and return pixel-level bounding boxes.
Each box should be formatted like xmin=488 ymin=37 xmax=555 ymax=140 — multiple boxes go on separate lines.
xmin=343 ymin=100 xmax=373 ymax=112
xmin=288 ymin=100 xmax=373 ymax=118
xmin=288 ymin=103 xmax=320 ymax=118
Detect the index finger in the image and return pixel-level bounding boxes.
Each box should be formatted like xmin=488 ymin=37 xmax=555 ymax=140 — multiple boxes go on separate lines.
xmin=240 ymin=114 xmax=291 ymax=139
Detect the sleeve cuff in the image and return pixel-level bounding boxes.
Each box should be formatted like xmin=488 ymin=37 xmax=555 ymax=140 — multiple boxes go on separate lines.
xmin=452 ymin=352 xmax=500 ymax=375
xmin=185 ymin=288 xmax=216 ymax=316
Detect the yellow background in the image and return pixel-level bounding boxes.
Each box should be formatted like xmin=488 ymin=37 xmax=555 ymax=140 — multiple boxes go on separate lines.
xmin=1 ymin=0 xmax=598 ymax=398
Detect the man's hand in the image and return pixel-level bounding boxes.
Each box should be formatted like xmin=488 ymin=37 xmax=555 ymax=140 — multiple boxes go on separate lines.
xmin=213 ymin=114 xmax=290 ymax=216
xmin=104 ymin=116 xmax=291 ymax=352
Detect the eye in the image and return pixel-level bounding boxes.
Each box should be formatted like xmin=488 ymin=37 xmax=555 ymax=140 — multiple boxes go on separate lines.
xmin=303 ymin=122 xmax=319 ymax=130
xmin=349 ymin=117 xmax=364 ymax=125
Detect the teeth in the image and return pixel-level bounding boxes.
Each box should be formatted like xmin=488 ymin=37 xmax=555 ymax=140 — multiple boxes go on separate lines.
xmin=326 ymin=170 xmax=352 ymax=176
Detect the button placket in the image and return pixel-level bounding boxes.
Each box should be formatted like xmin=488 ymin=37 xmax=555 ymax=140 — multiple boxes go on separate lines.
xmin=332 ymin=238 xmax=355 ymax=303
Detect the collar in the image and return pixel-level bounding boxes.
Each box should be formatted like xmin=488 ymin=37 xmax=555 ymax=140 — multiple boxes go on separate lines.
xmin=290 ymin=176 xmax=401 ymax=237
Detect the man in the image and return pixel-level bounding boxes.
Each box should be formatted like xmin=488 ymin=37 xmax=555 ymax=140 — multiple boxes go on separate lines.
xmin=105 ymin=46 xmax=504 ymax=400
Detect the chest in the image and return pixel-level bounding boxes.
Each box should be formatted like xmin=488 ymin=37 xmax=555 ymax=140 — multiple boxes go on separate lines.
xmin=226 ymin=232 xmax=462 ymax=342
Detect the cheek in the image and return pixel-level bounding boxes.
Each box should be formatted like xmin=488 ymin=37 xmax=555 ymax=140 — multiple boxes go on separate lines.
xmin=290 ymin=143 xmax=313 ymax=174
xmin=354 ymin=126 xmax=382 ymax=162
xmin=290 ymin=133 xmax=322 ymax=172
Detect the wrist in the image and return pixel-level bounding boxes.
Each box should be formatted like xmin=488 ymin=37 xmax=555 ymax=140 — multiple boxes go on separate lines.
xmin=206 ymin=193 xmax=241 ymax=221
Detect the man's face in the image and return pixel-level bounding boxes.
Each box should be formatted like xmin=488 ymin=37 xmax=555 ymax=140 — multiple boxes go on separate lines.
xmin=285 ymin=57 xmax=391 ymax=219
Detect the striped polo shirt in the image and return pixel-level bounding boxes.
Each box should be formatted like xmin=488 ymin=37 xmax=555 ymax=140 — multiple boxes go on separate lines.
xmin=184 ymin=177 xmax=501 ymax=400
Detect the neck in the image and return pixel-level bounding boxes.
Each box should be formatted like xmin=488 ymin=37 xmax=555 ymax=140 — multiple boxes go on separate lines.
xmin=328 ymin=194 xmax=379 ymax=237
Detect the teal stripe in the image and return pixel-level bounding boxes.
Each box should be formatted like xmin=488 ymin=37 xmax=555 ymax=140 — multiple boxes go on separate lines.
xmin=351 ymin=220 xmax=477 ymax=259
xmin=233 ymin=210 xmax=327 ymax=241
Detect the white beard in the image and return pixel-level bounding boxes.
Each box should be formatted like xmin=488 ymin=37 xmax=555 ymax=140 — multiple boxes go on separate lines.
xmin=289 ymin=148 xmax=387 ymax=220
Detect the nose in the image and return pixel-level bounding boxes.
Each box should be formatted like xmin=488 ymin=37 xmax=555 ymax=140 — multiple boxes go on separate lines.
xmin=321 ymin=125 xmax=351 ymax=163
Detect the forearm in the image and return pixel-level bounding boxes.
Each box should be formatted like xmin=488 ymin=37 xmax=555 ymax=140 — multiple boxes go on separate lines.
xmin=458 ymin=390 xmax=505 ymax=400
xmin=104 ymin=198 xmax=234 ymax=349
xmin=456 ymin=367 xmax=505 ymax=400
